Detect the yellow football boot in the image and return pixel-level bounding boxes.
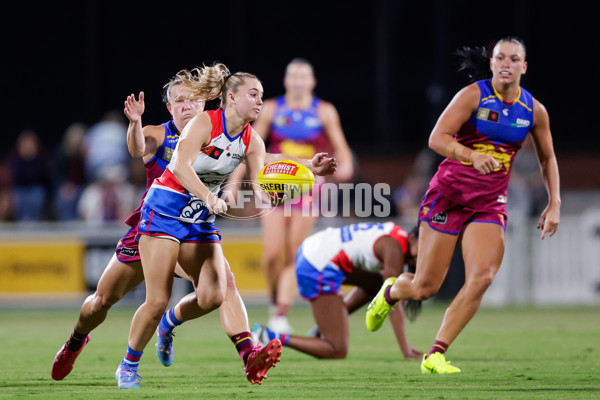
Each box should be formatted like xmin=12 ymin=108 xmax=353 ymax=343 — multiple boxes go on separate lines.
xmin=421 ymin=352 xmax=461 ymax=374
xmin=365 ymin=277 xmax=397 ymax=332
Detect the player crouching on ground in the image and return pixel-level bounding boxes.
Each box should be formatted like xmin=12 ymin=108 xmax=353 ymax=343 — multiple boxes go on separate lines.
xmin=253 ymin=221 xmax=423 ymax=360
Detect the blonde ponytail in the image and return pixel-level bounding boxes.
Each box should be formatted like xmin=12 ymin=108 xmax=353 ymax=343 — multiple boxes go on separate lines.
xmin=176 ymin=63 xmax=261 ymax=108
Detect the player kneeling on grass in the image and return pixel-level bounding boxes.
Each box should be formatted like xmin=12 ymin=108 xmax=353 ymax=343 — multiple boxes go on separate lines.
xmin=252 ymin=221 xmax=423 ymax=360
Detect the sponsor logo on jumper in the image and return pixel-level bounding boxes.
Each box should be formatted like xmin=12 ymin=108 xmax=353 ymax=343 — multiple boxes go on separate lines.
xmin=263 ymin=162 xmax=299 ymax=176
xmin=274 ymin=116 xmax=292 ymax=127
xmin=198 ymin=172 xmax=228 ymax=186
xmin=201 ymin=145 xmax=224 ymax=159
xmin=511 ymin=118 xmax=530 ymax=127
xmin=227 ymin=152 xmax=242 ymax=160
xmin=162 ymin=147 xmax=175 ymax=162
xmin=497 ymin=195 xmax=507 ymax=203
xmin=476 ymin=108 xmax=499 ymax=123
xmin=431 ymin=212 xmax=448 ymax=224
xmin=304 ymin=116 xmax=321 ymax=128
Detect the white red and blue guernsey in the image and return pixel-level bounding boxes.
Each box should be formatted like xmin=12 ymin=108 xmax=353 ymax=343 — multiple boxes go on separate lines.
xmin=301 ymin=222 xmax=408 ymax=274
xmin=143 ymin=108 xmax=252 ymax=224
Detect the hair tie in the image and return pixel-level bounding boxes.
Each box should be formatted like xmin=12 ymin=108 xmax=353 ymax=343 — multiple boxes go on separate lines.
xmin=227 ymin=72 xmax=232 ymax=77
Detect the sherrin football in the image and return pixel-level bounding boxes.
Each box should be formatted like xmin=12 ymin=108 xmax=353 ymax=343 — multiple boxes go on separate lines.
xmin=257 ymin=160 xmax=315 ymax=201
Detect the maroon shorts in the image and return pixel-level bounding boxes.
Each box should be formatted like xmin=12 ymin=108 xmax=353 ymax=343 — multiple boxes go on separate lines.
xmin=418 ymin=187 xmax=507 ymax=235
xmin=115 ymin=227 xmax=141 ymax=263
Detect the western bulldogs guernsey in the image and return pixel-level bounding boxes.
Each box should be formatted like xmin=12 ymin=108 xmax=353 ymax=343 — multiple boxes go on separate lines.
xmin=124 ymin=120 xmax=180 ymax=228
xmin=143 ymin=109 xmax=251 ymax=224
xmin=267 ymin=96 xmax=332 ymax=159
xmin=429 ymin=79 xmax=534 ymax=208
xmin=301 ymin=222 xmax=408 ymax=274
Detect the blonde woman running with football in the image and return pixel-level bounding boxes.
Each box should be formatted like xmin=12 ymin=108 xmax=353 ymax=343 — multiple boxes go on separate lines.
xmin=115 ymin=63 xmax=337 ymax=389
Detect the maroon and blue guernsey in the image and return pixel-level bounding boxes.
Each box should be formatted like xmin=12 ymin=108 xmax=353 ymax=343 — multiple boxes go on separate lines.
xmin=422 ymin=79 xmax=534 ymax=232
xmin=124 ymin=120 xmax=181 ymax=228
xmin=267 ymin=96 xmax=332 ymax=158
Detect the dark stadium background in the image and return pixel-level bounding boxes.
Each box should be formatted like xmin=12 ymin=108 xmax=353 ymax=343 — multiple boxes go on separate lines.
xmin=3 ymin=1 xmax=597 ymax=188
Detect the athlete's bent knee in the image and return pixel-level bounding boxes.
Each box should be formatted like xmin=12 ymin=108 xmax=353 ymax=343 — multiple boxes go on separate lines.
xmin=478 ymin=271 xmax=496 ymax=289
xmin=89 ymin=292 xmax=121 ymax=314
xmin=319 ymin=343 xmax=348 ymax=360
xmin=467 ymin=267 xmax=498 ymax=295
xmin=196 ymin=290 xmax=224 ymax=312
xmin=329 ymin=347 xmax=348 ymax=360
xmin=144 ymin=297 xmax=170 ymax=318
xmin=412 ymin=283 xmax=439 ymax=301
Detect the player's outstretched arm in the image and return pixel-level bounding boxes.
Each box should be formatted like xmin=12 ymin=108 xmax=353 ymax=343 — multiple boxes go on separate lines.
xmin=389 ymin=305 xmax=423 ymax=360
xmin=263 ymin=152 xmax=338 ymax=176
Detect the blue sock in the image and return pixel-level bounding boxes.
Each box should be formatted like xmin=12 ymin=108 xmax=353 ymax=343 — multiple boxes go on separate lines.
xmin=265 ymin=326 xmax=289 ymax=346
xmin=279 ymin=333 xmax=290 ymax=346
xmin=121 ymin=345 xmax=143 ymax=371
xmin=159 ymin=307 xmax=182 ymax=334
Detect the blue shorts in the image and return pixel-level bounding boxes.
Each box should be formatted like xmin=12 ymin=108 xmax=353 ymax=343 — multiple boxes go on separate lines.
xmin=137 ymin=203 xmax=221 ymax=243
xmin=295 ymin=243 xmax=345 ymax=300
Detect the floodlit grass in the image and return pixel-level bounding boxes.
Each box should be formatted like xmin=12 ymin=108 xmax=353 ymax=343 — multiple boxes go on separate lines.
xmin=0 ymin=301 xmax=598 ymax=399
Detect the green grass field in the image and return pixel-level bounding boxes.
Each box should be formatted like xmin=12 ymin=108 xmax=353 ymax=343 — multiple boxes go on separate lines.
xmin=0 ymin=301 xmax=598 ymax=399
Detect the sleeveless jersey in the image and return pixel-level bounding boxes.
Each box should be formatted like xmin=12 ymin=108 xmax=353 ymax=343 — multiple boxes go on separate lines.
xmin=301 ymin=222 xmax=408 ymax=274
xmin=429 ymin=79 xmax=534 ymax=208
xmin=124 ymin=120 xmax=180 ymax=228
xmin=267 ymin=96 xmax=332 ymax=158
xmin=144 ymin=108 xmax=252 ymax=224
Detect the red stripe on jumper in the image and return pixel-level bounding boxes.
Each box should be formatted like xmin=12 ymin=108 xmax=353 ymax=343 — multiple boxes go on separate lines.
xmin=330 ymin=249 xmax=353 ymax=274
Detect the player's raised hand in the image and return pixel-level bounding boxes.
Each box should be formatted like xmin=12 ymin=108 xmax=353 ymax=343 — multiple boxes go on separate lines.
xmin=124 ymin=91 xmax=145 ymax=123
